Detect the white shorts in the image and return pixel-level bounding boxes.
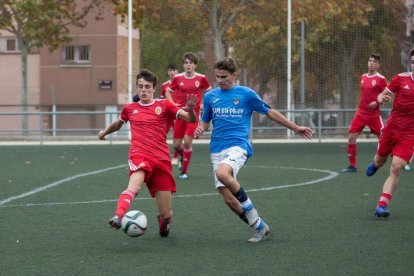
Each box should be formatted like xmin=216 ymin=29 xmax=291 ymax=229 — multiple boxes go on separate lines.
xmin=211 ymin=146 xmax=248 ymax=188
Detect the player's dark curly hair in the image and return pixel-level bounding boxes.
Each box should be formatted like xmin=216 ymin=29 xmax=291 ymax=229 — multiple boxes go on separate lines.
xmin=136 ymin=69 xmax=157 ymax=87
xmin=214 ymin=57 xmax=237 ymax=74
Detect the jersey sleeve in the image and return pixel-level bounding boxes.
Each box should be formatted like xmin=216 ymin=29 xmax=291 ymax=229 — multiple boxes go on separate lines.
xmin=169 ymin=77 xmax=178 ymax=91
xmin=250 ymin=90 xmax=271 ymax=115
xmin=202 ymin=76 xmax=212 ymax=91
xmin=379 ymin=77 xmax=387 ymax=92
xmin=165 ymin=99 xmax=181 ymax=118
xmin=120 ymin=105 xmax=129 ymax=123
xmin=386 ymin=75 xmax=401 ymax=94
xmin=201 ymin=92 xmax=213 ymax=122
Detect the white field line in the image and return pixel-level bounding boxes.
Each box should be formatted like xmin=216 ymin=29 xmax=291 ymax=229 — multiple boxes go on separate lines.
xmin=0 ymin=165 xmax=338 ymax=208
xmin=0 ymin=164 xmax=125 ymax=206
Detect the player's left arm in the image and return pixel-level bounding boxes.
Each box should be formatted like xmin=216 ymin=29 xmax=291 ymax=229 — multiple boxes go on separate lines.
xmin=266 ymin=109 xmax=313 ymax=140
xmin=194 ymin=121 xmax=210 ymax=139
xmin=177 ymin=94 xmax=197 ymax=123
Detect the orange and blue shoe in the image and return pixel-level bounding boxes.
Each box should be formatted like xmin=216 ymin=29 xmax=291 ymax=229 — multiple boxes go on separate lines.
xmin=366 ymin=162 xmax=378 ymax=176
xmin=374 ymin=206 xmax=390 ymax=218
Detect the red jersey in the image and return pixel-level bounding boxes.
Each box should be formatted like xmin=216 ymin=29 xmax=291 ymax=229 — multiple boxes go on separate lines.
xmin=169 ymin=72 xmax=211 ymax=113
xmin=120 ymin=99 xmax=181 ymax=161
xmin=161 ymin=80 xmax=173 ymax=99
xmin=385 ymin=72 xmax=414 ymax=133
xmin=357 ymin=73 xmax=387 ymax=116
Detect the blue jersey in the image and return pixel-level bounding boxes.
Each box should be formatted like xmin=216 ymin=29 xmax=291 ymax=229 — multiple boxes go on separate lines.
xmin=201 ymin=85 xmax=270 ymax=157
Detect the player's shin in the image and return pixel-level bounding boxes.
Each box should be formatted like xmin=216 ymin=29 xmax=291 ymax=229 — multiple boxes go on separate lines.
xmin=114 ymin=189 xmax=136 ymax=218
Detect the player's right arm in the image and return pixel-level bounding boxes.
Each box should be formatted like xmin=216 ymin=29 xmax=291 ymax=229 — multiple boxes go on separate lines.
xmin=98 ymin=119 xmax=124 ymax=140
xmin=377 ymin=88 xmax=393 ymax=104
xmin=165 ymin=87 xmax=176 ymax=104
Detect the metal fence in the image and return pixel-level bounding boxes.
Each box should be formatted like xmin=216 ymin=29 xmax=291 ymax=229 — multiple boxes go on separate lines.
xmin=0 ymin=109 xmax=391 ymax=144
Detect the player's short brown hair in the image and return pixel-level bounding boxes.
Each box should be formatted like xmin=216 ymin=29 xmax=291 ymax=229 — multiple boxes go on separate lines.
xmin=136 ymin=69 xmax=158 ymax=88
xmin=183 ymin=52 xmax=199 ymax=64
xmin=214 ymin=57 xmax=237 ymax=74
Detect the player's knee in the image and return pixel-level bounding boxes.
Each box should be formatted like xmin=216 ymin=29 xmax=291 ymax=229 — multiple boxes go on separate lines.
xmin=390 ymin=162 xmax=404 ymax=176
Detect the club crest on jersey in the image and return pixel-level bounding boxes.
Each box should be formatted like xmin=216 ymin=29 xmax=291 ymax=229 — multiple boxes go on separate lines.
xmin=195 ymin=81 xmax=200 ymax=88
xmin=133 ymin=110 xmax=138 ymax=114
xmin=372 ymin=80 xmax=376 ymax=86
xmin=233 ymin=98 xmax=240 ymax=105
xmin=155 ymin=106 xmax=162 ymax=115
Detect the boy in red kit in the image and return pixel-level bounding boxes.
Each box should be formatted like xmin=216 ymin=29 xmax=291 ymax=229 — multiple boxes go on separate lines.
xmin=99 ymin=69 xmax=197 ymax=237
xmin=165 ymin=52 xmax=212 ymax=179
xmin=342 ymin=54 xmax=411 ymax=173
xmin=366 ymin=48 xmax=414 ymax=218
xmin=341 ymin=54 xmax=386 ymax=173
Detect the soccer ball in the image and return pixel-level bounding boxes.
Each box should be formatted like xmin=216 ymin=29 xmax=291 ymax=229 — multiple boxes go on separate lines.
xmin=121 ymin=210 xmax=148 ymax=237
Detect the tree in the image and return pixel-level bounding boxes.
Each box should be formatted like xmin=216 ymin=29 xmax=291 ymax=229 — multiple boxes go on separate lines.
xmin=0 ymin=0 xmax=107 ymax=134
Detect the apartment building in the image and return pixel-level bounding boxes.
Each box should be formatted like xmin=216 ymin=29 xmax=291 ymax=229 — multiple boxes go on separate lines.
xmin=0 ymin=2 xmax=139 ymax=136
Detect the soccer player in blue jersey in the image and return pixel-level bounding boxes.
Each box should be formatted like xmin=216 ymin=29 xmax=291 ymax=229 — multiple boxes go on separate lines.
xmin=194 ymin=57 xmax=313 ymax=242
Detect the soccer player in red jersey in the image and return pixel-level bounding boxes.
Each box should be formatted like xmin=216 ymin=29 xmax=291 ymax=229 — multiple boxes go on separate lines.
xmin=98 ymin=69 xmax=197 ymax=237
xmin=366 ymin=48 xmax=414 ymax=218
xmin=161 ymin=64 xmax=181 ymax=165
xmin=341 ymin=54 xmax=387 ymax=173
xmin=165 ymin=52 xmax=212 ymax=179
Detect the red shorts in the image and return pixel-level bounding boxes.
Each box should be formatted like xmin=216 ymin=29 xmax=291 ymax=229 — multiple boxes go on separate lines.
xmin=349 ymin=112 xmax=383 ymax=135
xmin=128 ymin=155 xmax=176 ymax=197
xmin=173 ymin=119 xmax=198 ymax=139
xmin=376 ymin=128 xmax=414 ymax=163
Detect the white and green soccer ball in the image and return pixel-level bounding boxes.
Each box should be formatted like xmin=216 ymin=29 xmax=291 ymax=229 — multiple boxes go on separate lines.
xmin=121 ymin=210 xmax=148 ymax=237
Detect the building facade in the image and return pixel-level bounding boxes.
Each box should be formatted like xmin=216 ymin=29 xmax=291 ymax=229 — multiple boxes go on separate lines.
xmin=0 ymin=2 xmax=139 ymax=137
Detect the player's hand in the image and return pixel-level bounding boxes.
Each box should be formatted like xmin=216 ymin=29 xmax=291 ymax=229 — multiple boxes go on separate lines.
xmin=194 ymin=125 xmax=205 ymax=139
xmin=98 ymin=130 xmax=106 ymax=140
xmin=368 ymin=101 xmax=378 ymax=109
xmin=184 ymin=94 xmax=197 ymax=111
xmin=296 ymin=126 xmax=313 ymax=140
xmin=377 ymin=91 xmax=392 ymax=104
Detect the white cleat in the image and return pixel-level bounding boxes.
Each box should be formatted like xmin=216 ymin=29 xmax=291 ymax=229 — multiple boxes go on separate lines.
xmin=171 ymin=158 xmax=178 ymax=165
xmin=248 ymin=222 xmax=270 ymax=243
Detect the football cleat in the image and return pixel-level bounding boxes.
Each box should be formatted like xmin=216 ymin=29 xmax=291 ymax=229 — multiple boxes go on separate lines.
xmin=374 ymin=206 xmax=390 ymax=218
xmin=108 ymin=215 xmax=121 ymax=229
xmin=366 ymin=162 xmax=378 ymax=176
xmin=178 ymin=173 xmax=188 ymax=179
xmin=341 ymin=166 xmax=357 ymax=173
xmin=157 ymin=215 xmax=171 ymax=237
xmin=248 ymin=222 xmax=270 ymax=243
xmin=171 ymin=158 xmax=178 ymax=165
xmin=403 ymin=165 xmax=411 ymax=172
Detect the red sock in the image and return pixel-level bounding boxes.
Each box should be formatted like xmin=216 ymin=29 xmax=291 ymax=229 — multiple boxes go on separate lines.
xmin=377 ymin=193 xmax=392 ymax=207
xmin=347 ymin=143 xmax=357 ymax=167
xmin=173 ymin=150 xmax=179 ymax=159
xmin=114 ymin=189 xmax=136 ymax=218
xmin=181 ymin=147 xmax=192 ymax=174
